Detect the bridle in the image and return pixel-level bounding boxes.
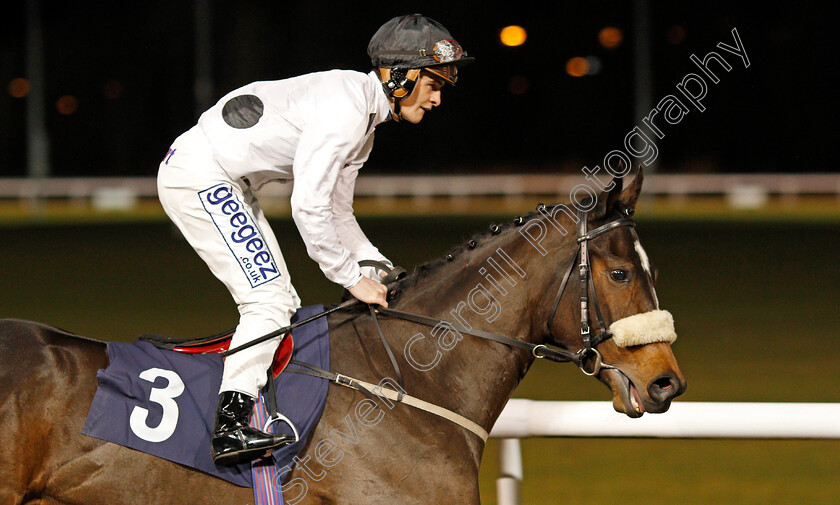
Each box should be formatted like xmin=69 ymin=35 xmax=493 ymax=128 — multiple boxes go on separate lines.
xmin=542 ymin=204 xmax=637 ymax=375
xmin=374 ymin=204 xmax=637 ymax=378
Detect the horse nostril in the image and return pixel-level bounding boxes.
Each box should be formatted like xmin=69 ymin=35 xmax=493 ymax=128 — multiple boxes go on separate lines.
xmin=648 ymin=374 xmax=679 ymax=402
xmin=654 ymin=376 xmax=673 ymax=391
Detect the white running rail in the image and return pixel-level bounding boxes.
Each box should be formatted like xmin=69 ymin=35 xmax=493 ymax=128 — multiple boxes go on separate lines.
xmin=490 ymin=399 xmax=840 ymax=505
xmin=2 ymin=173 xmax=840 ymax=199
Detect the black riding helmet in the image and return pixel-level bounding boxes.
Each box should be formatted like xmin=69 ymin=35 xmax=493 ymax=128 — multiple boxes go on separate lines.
xmin=368 ymin=14 xmax=474 ymax=118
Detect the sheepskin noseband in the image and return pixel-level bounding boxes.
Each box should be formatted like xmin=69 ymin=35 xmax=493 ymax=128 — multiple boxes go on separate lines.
xmin=608 ymin=310 xmax=677 ymax=347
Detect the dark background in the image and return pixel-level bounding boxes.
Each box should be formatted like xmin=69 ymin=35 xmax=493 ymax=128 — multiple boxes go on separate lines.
xmin=1 ymin=1 xmax=836 ymax=177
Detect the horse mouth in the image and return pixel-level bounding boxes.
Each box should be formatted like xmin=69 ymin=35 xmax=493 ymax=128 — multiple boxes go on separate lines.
xmin=604 ymin=368 xmax=645 ymax=418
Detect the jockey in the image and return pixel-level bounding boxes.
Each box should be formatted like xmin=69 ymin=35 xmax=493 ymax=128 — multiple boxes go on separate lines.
xmin=156 ymin=13 xmax=473 ymax=466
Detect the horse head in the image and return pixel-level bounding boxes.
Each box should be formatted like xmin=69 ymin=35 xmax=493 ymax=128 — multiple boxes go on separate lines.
xmin=372 ymin=168 xmax=686 ymax=429
xmin=524 ymin=168 xmax=686 ymax=418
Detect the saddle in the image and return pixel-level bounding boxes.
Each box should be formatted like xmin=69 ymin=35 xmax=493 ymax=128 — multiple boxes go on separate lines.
xmin=139 ymin=329 xmax=295 ymax=379
xmin=138 ymin=261 xmax=404 ymax=379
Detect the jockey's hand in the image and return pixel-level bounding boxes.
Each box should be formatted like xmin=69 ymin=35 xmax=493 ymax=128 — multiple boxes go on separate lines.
xmin=348 ymin=276 xmax=389 ymax=307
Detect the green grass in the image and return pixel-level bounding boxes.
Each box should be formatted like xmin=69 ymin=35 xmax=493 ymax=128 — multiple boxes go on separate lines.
xmin=481 ymin=438 xmax=840 ymax=505
xmin=2 ymin=215 xmax=839 ymax=504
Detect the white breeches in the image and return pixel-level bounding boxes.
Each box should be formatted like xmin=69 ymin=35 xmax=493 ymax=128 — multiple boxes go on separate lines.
xmin=157 ymin=126 xmax=301 ymax=397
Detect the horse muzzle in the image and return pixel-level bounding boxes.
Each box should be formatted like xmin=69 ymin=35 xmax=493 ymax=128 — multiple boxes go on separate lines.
xmin=602 ymin=356 xmax=686 ymax=417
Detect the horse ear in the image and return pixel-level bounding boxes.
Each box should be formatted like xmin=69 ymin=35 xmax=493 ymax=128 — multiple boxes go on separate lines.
xmin=592 ymin=173 xmax=624 ymax=218
xmin=606 ymin=166 xmax=644 ymax=217
xmin=620 ymin=166 xmax=644 ymax=214
xmin=603 ymin=174 xmax=624 ymax=216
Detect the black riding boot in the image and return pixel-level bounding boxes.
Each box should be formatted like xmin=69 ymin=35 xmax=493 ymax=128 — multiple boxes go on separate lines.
xmin=210 ymin=391 xmax=295 ymax=466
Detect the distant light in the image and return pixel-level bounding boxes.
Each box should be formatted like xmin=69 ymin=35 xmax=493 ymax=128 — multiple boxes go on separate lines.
xmin=56 ymin=95 xmax=79 ymax=115
xmin=598 ymin=26 xmax=623 ymax=49
xmin=565 ymin=57 xmax=590 ymax=77
xmin=103 ymin=79 xmax=123 ymax=100
xmin=508 ymin=75 xmax=529 ymax=95
xmin=8 ymin=78 xmax=30 ymax=98
xmin=500 ymin=25 xmax=527 ymax=47
xmin=667 ymin=25 xmax=687 ymax=45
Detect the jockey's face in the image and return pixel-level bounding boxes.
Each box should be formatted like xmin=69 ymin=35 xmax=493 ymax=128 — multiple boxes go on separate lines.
xmin=397 ymin=72 xmax=444 ymax=124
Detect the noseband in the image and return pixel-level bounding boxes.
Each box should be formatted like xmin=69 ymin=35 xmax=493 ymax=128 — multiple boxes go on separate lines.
xmin=541 ymin=205 xmax=636 ymax=375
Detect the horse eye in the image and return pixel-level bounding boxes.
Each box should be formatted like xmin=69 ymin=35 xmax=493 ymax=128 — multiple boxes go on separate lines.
xmin=610 ymin=269 xmax=628 ymax=282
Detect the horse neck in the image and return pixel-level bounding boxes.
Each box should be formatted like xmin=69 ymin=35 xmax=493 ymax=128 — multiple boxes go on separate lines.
xmin=389 ymin=226 xmax=561 ymax=432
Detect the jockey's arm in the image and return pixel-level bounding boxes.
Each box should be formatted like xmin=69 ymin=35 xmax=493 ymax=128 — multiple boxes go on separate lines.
xmin=290 ymin=101 xmax=388 ymax=305
xmin=332 ymin=149 xmax=393 ymax=281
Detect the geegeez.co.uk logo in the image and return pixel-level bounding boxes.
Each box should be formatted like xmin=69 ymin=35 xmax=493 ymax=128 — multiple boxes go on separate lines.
xmin=198 ymin=184 xmax=281 ymax=288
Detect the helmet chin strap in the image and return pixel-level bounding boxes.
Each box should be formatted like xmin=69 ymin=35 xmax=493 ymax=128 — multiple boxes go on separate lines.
xmin=391 ymin=97 xmax=403 ymax=122
xmin=379 ymin=67 xmax=421 ymax=121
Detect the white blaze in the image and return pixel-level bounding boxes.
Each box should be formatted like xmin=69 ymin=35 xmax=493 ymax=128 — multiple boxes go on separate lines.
xmin=633 ymin=238 xmax=659 ymax=308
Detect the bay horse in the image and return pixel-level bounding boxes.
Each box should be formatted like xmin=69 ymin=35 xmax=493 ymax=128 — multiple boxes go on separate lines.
xmin=0 ymin=170 xmax=685 ymax=505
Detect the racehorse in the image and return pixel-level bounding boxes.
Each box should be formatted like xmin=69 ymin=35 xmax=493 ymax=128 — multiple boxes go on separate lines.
xmin=0 ymin=170 xmax=685 ymax=505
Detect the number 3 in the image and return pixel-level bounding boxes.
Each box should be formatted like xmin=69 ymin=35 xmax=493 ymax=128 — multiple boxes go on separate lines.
xmin=129 ymin=368 xmax=185 ymax=442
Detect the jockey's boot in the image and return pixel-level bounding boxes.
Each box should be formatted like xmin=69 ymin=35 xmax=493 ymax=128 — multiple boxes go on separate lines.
xmin=210 ymin=391 xmax=295 ymax=466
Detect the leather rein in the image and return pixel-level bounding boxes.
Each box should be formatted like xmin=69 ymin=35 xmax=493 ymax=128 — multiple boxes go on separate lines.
xmin=224 ymin=208 xmax=637 ymax=441
xmin=369 ymin=207 xmax=637 ymax=381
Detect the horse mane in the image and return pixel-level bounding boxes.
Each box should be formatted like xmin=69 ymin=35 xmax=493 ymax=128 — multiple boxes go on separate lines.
xmin=393 ymin=207 xmax=550 ymax=293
